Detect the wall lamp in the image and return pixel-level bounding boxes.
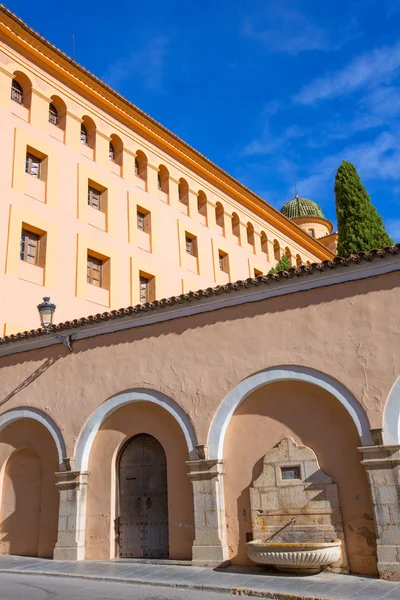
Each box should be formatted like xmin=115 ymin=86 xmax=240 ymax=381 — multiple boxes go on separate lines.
xmin=37 ymin=297 xmax=73 ymax=352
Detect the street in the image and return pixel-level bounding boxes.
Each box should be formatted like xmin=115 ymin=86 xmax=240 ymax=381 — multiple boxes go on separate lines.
xmin=0 ymin=573 xmax=250 ymax=600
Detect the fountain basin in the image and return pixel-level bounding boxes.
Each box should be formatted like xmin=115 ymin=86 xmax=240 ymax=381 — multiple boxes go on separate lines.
xmin=246 ymin=539 xmax=342 ymax=574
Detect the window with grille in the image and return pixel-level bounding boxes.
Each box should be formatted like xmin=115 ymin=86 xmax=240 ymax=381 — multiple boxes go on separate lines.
xmin=109 ymin=142 xmax=115 ymax=161
xmin=140 ymin=276 xmax=149 ymax=303
xmin=88 ymin=186 xmax=101 ymax=210
xmin=281 ymin=466 xmax=301 ymax=480
xmin=20 ymin=229 xmax=40 ymax=265
xmin=135 ymin=158 xmax=140 ymax=176
xmin=137 ymin=211 xmax=145 ymax=231
xmin=186 ymin=235 xmax=197 ymax=256
xmin=49 ymin=103 xmax=58 ymax=125
xmin=11 ymin=80 xmax=23 ymax=104
xmin=157 ymin=172 xmax=162 ymax=190
xmin=87 ymin=255 xmax=102 ymax=287
xmin=25 ymin=153 xmax=41 ymax=178
xmin=219 ymin=252 xmax=229 ymax=273
xmin=80 ymin=124 xmax=88 ymax=145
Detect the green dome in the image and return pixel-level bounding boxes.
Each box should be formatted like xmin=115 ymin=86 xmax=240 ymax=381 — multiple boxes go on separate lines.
xmin=281 ymin=195 xmax=325 ymax=220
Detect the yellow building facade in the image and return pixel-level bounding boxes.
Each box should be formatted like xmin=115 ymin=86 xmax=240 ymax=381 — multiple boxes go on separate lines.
xmin=0 ymin=6 xmax=334 ymax=336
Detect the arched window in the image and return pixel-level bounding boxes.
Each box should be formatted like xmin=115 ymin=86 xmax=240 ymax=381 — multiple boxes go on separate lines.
xmin=247 ymin=222 xmax=255 ymax=248
xmin=80 ymin=123 xmax=88 ymax=145
xmin=261 ymin=231 xmax=268 ymax=259
xmin=296 ymin=254 xmax=302 ymax=267
xmin=197 ymin=191 xmax=207 ymax=222
xmin=273 ymin=239 xmax=280 ymax=261
xmin=135 ymin=151 xmax=147 ymax=189
xmin=215 ymin=202 xmax=224 ymax=230
xmin=109 ymin=134 xmax=123 ymax=167
xmin=178 ymin=178 xmax=189 ymax=206
xmin=80 ymin=116 xmax=96 ymax=149
xmin=11 ymin=79 xmax=23 ymax=104
xmin=48 ymin=103 xmax=58 ymax=125
xmin=158 ymin=165 xmax=169 ymax=195
xmin=306 ymin=260 xmax=311 ymax=267
xmin=232 ymin=212 xmax=240 ymax=241
xmin=109 ymin=142 xmax=115 ymax=161
xmin=285 ymin=247 xmax=292 ymax=266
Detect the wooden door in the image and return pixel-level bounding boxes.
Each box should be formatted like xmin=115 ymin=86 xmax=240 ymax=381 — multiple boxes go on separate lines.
xmin=118 ymin=434 xmax=168 ymax=558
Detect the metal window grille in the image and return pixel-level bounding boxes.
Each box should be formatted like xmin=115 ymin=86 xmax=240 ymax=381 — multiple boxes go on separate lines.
xmin=219 ymin=254 xmax=224 ymax=271
xmin=87 ymin=256 xmax=102 ymax=287
xmin=158 ymin=172 xmax=162 ymax=190
xmin=49 ymin=103 xmax=58 ymax=125
xmin=25 ymin=153 xmax=41 ymax=178
xmin=135 ymin=158 xmax=140 ymax=176
xmin=11 ymin=80 xmax=23 ymax=104
xmin=80 ymin=124 xmax=88 ymax=145
xmin=137 ymin=211 xmax=145 ymax=231
xmin=88 ymin=186 xmax=101 ymax=210
xmin=140 ymin=276 xmax=148 ymax=303
xmin=109 ymin=142 xmax=115 ymax=161
xmin=186 ymin=237 xmax=193 ymax=255
xmin=20 ymin=229 xmax=39 ymax=265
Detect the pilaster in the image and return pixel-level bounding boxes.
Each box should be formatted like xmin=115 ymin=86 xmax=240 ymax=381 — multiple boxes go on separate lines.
xmin=53 ymin=470 xmax=88 ymax=561
xmin=147 ymin=163 xmax=159 ymax=197
xmin=186 ymin=458 xmax=230 ymax=567
xmin=360 ymin=443 xmax=400 ymax=581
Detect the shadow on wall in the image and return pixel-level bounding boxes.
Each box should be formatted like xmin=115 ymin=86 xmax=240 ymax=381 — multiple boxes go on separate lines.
xmin=0 ymin=355 xmax=60 ymax=410
xmin=0 ymin=448 xmax=42 ymax=556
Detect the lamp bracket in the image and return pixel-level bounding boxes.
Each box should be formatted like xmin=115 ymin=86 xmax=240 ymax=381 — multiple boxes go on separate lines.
xmin=43 ymin=328 xmax=73 ymax=352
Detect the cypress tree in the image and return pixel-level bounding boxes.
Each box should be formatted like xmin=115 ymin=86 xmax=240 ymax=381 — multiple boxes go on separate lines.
xmin=269 ymin=254 xmax=292 ymax=274
xmin=335 ymin=160 xmax=393 ymax=255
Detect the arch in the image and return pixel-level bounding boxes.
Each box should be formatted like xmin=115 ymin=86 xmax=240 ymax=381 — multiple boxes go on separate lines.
xmin=285 ymin=246 xmax=292 ymax=266
xmin=261 ymin=231 xmax=268 ymax=259
xmin=178 ymin=178 xmax=189 ymax=206
xmin=49 ymin=95 xmax=66 ymax=129
xmin=197 ymin=190 xmax=207 ymax=220
xmin=81 ymin=115 xmax=96 ymax=148
xmin=296 ymin=254 xmax=302 ymax=267
xmin=232 ymin=212 xmax=240 ymax=241
xmin=11 ymin=71 xmax=32 ymax=108
xmin=215 ymin=202 xmax=224 ymax=229
xmin=273 ymin=239 xmax=280 ymax=261
xmin=383 ymin=376 xmax=400 ymax=444
xmin=135 ymin=150 xmax=147 ymax=182
xmin=109 ymin=134 xmax=123 ymax=166
xmin=0 ymin=408 xmax=66 ymax=467
xmin=158 ymin=164 xmax=169 ymax=194
xmin=247 ymin=222 xmax=255 ymax=248
xmin=207 ymin=366 xmax=373 ymax=459
xmin=74 ymin=389 xmax=198 ymax=471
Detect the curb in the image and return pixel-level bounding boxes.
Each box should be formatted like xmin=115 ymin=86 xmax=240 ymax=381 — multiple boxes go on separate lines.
xmin=0 ymin=568 xmax=332 ymax=600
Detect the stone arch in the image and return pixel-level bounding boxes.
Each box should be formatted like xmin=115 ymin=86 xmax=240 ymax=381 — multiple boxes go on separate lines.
xmin=0 ymin=408 xmax=66 ymax=468
xmin=207 ymin=365 xmax=373 ymax=459
xmin=74 ymin=389 xmax=198 ymax=471
xmin=383 ymin=376 xmax=400 ymax=444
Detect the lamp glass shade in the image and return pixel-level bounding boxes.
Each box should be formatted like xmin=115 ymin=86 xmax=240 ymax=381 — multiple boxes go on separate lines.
xmin=37 ymin=297 xmax=56 ymax=328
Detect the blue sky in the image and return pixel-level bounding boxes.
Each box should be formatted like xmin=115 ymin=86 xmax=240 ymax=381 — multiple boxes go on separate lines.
xmin=6 ymin=0 xmax=400 ymax=240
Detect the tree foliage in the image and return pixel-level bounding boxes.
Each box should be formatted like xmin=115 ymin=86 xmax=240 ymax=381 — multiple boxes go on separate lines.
xmin=335 ymin=160 xmax=393 ymax=255
xmin=269 ymin=254 xmax=292 ymax=273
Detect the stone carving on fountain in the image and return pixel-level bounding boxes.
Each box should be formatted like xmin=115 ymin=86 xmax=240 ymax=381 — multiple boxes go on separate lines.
xmin=246 ymin=437 xmax=348 ymax=573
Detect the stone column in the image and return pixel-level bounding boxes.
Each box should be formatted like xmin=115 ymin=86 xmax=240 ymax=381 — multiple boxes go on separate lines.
xmin=360 ymin=443 xmax=400 ymax=581
xmin=53 ymin=470 xmax=88 ymax=561
xmin=187 ymin=457 xmax=229 ymax=567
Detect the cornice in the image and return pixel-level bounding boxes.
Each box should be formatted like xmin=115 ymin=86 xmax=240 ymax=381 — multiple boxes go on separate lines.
xmin=0 ymin=6 xmax=333 ymax=261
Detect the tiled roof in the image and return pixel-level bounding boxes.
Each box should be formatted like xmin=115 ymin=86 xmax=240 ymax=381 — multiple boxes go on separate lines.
xmin=0 ymin=245 xmax=398 ymax=347
xmin=281 ymin=196 xmax=325 ymax=219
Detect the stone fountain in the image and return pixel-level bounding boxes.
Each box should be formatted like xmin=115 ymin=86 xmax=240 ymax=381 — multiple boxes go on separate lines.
xmin=246 ymin=438 xmax=347 ymax=574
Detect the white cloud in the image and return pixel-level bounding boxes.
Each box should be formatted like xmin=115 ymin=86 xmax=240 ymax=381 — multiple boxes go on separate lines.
xmin=242 ymin=125 xmax=305 ymax=157
xmin=294 ymin=42 xmax=400 ymax=104
xmin=102 ymin=36 xmax=170 ymax=92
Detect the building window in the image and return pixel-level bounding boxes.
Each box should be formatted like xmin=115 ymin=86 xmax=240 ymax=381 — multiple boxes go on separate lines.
xmin=20 ymin=229 xmax=40 ymax=265
xmin=178 ymin=178 xmax=189 ymax=206
xmin=49 ymin=103 xmax=58 ymax=125
xmin=136 ymin=208 xmax=151 ymax=233
xmin=11 ymin=79 xmax=23 ymax=104
xmin=219 ymin=251 xmax=229 ymax=273
xmin=135 ymin=158 xmax=139 ymax=176
xmin=87 ymin=255 xmax=102 ymax=287
xmin=109 ymin=142 xmax=115 ymax=161
xmin=80 ymin=123 xmax=88 ymax=145
xmin=216 ymin=202 xmax=225 ymax=230
xmin=88 ymin=186 xmax=102 ymax=210
xmin=186 ymin=235 xmax=198 ymax=256
xmin=25 ymin=153 xmax=41 ymax=178
xmin=137 ymin=210 xmax=145 ymax=231
xmin=139 ymin=274 xmax=155 ymax=303
xmin=308 ymin=229 xmax=315 ymax=237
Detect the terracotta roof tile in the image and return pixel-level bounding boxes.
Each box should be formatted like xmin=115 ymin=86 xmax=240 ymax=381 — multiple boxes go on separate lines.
xmin=1 ymin=245 xmax=398 ymax=347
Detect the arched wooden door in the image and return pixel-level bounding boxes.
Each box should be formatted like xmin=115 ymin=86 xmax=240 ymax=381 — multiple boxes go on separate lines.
xmin=118 ymin=434 xmax=168 ymax=558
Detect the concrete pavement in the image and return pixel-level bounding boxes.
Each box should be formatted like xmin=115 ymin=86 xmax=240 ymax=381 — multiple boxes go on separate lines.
xmin=0 ymin=556 xmax=399 ymax=599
